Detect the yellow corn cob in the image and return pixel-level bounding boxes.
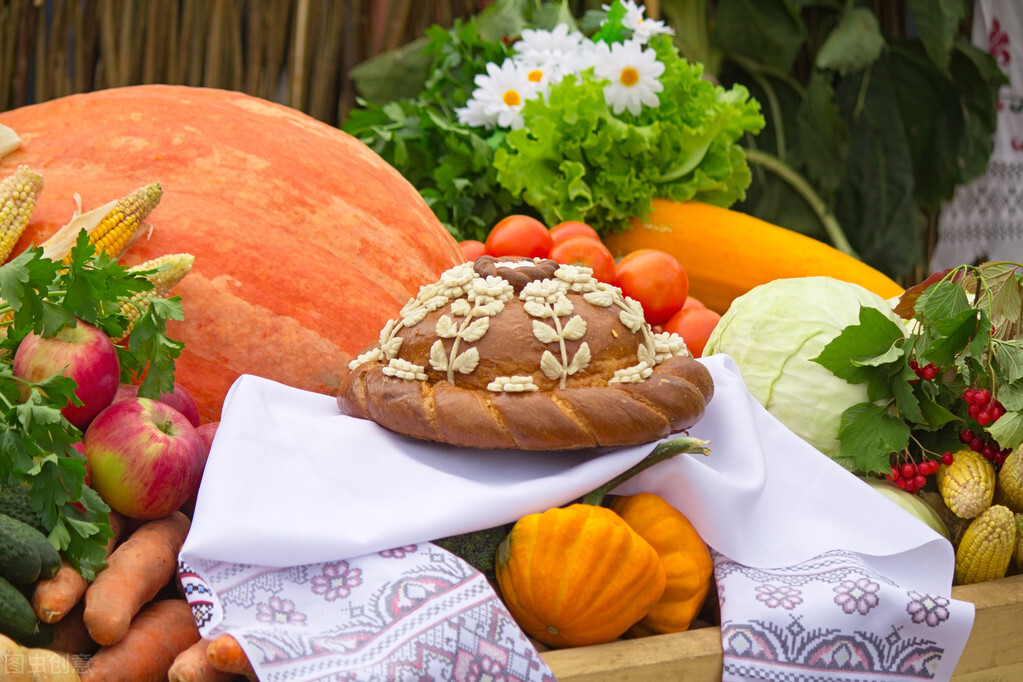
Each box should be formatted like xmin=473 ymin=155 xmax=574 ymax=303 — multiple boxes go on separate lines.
xmin=116 ymin=253 xmax=194 ymax=337
xmin=1014 ymin=513 xmax=1023 ymax=574
xmin=954 ymin=504 xmax=1016 ymax=585
xmin=40 ymin=181 xmax=162 ymax=263
xmin=938 ymin=448 xmax=997 ymax=519
xmin=88 ymin=182 xmax=163 ymax=260
xmin=995 ymin=445 xmax=1023 ymax=513
xmin=0 ymin=165 xmax=44 ymax=262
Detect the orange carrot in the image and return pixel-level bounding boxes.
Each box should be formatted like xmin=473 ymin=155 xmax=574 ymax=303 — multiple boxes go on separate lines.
xmin=33 ymin=558 xmax=89 ymax=624
xmin=82 ymin=511 xmax=191 ymax=647
xmin=206 ymin=633 xmax=257 ymax=679
xmin=168 ymin=638 xmax=236 ymax=682
xmin=32 ymin=510 xmax=127 ymax=624
xmin=78 ymin=598 xmax=200 ymax=682
xmin=48 ymin=601 xmax=99 ymax=656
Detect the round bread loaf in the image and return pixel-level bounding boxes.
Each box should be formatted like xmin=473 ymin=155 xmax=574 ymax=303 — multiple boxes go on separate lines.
xmin=337 ymin=256 xmax=714 ymax=450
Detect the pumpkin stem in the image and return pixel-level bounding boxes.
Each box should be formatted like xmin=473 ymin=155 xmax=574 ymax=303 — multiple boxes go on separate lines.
xmin=581 ymin=436 xmax=711 ymax=506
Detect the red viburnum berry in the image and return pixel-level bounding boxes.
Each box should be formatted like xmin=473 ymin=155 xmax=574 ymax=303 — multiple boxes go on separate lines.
xmin=941 ymin=451 xmax=955 ymax=465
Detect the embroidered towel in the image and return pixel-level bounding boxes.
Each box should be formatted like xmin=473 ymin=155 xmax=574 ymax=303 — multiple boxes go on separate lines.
xmin=179 ymin=354 xmax=974 ymax=681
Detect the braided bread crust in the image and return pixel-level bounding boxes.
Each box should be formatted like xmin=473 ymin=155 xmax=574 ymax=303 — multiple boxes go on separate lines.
xmin=337 ymin=256 xmax=714 ymax=451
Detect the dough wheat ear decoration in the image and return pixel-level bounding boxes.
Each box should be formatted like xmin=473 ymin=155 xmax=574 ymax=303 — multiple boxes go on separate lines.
xmin=338 ymin=255 xmax=714 ymax=451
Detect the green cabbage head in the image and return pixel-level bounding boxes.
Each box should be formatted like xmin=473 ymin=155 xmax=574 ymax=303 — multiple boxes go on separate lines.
xmin=703 ymin=276 xmax=904 ymax=460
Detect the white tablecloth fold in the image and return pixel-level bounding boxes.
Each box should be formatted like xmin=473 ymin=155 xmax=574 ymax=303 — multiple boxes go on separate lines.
xmin=179 ymin=354 xmax=975 ymax=682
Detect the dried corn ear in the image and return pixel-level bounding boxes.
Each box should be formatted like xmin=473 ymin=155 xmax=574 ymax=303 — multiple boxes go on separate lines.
xmin=995 ymin=445 xmax=1023 ymax=513
xmin=938 ymin=449 xmax=996 ymax=519
xmin=955 ymin=504 xmax=1016 ymax=585
xmin=40 ymin=182 xmax=162 ymax=262
xmin=116 ymin=253 xmax=194 ymax=339
xmin=0 ymin=165 xmax=43 ymax=262
xmin=0 ymin=124 xmax=20 ymax=159
xmin=1015 ymin=513 xmax=1023 ymax=574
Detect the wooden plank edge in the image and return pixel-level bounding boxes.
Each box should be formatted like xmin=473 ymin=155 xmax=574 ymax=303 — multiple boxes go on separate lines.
xmin=541 ymin=574 xmax=1023 ymax=681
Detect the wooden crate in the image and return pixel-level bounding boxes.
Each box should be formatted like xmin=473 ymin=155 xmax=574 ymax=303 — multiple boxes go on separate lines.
xmin=541 ymin=573 xmax=1023 ymax=680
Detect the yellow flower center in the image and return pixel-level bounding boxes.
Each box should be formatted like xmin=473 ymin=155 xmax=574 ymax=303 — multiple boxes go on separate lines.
xmin=528 ymin=69 xmax=543 ymax=83
xmin=620 ymin=67 xmax=640 ymax=87
xmin=503 ymin=90 xmax=522 ymax=106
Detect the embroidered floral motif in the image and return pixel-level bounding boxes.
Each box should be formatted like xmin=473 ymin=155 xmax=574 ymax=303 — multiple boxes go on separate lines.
xmin=312 ymin=561 xmax=364 ymax=602
xmin=755 ymin=584 xmax=803 ymax=610
xmin=906 ymin=591 xmax=951 ymax=627
xmin=256 ymin=596 xmax=306 ymax=625
xmin=834 ymin=577 xmax=880 ymax=615
xmin=379 ymin=545 xmax=418 ymax=559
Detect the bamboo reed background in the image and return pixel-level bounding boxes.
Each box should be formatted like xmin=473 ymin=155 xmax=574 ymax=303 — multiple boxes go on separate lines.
xmin=0 ymin=0 xmax=503 ymax=126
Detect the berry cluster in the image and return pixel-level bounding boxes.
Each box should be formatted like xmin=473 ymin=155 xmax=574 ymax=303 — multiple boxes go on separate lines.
xmin=909 ymin=359 xmax=939 ymax=380
xmin=960 ymin=387 xmax=1010 ymax=465
xmin=886 ymin=453 xmax=951 ymax=493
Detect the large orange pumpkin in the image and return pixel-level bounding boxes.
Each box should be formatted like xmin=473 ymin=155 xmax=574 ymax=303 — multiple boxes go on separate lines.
xmin=0 ymin=85 xmax=463 ymax=422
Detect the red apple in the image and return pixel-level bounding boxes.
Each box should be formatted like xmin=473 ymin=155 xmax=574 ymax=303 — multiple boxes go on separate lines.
xmin=113 ymin=382 xmax=201 ymax=428
xmin=13 ymin=320 xmax=120 ymax=431
xmin=83 ymin=397 xmax=205 ymax=520
xmin=156 ymin=384 xmax=201 ymax=428
xmin=180 ymin=421 xmax=220 ymax=518
xmin=195 ymin=422 xmax=219 ymax=459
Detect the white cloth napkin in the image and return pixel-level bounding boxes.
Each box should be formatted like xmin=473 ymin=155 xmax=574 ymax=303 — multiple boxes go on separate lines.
xmin=179 ymin=354 xmax=975 ymax=681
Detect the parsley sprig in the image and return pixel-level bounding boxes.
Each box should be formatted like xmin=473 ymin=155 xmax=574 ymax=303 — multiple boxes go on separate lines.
xmin=813 ymin=262 xmax=1023 ymax=476
xmin=0 ymin=232 xmax=184 ymax=579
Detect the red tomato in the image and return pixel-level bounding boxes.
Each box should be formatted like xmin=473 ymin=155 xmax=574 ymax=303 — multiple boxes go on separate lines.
xmin=485 ymin=215 xmax=552 ymax=259
xmin=549 ymin=221 xmax=600 ymax=245
xmin=662 ymin=306 xmax=722 ymax=358
xmin=682 ymin=295 xmax=706 ymax=310
xmin=613 ymin=249 xmax=689 ymax=325
xmin=458 ymin=239 xmax=487 ymax=262
xmin=548 ymin=235 xmax=617 ymax=283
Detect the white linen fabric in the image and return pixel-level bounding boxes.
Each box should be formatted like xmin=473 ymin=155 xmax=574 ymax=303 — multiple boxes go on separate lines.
xmin=179 ymin=354 xmax=975 ymax=681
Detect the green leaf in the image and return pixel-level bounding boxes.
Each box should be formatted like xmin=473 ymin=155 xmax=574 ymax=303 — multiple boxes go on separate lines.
xmin=923 ymin=308 xmax=985 ymax=368
xmin=812 ymin=306 xmax=906 ymax=384
xmin=833 ymin=402 xmax=911 ymax=474
xmin=795 ymin=72 xmax=848 ymax=198
xmin=916 ymin=388 xmax=962 ymax=429
xmin=906 ymin=0 xmax=967 ymax=72
xmin=993 ymin=339 xmax=1023 ymax=384
xmin=714 ymin=0 xmax=805 ymax=73
xmin=948 ymin=39 xmax=1008 ymax=182
xmin=833 ymin=57 xmax=926 ymax=280
xmin=348 ymin=37 xmax=432 ymax=104
xmin=815 ymin=6 xmax=886 ymax=76
xmin=987 ymin=410 xmax=1023 ymax=451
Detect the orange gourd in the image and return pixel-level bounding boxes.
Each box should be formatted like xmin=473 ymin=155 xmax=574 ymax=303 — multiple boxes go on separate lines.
xmin=0 ymin=85 xmax=463 ymax=422
xmin=603 ymin=199 xmax=904 ymax=314
xmin=610 ymin=492 xmax=713 ymax=637
xmin=494 ymin=503 xmax=666 ymax=648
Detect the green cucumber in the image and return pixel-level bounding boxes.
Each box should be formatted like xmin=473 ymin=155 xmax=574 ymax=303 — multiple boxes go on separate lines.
xmin=0 ymin=513 xmax=46 ymax=585
xmin=0 ymin=574 xmax=42 ymax=643
xmin=0 ymin=478 xmax=46 ymax=533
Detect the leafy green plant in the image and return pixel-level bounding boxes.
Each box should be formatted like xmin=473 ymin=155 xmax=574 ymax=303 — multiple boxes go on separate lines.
xmin=814 ymin=262 xmax=1023 ymax=477
xmin=0 ymin=232 xmax=184 ymax=579
xmin=663 ymin=0 xmax=1008 ymax=280
xmin=342 ymin=0 xmax=763 ymax=241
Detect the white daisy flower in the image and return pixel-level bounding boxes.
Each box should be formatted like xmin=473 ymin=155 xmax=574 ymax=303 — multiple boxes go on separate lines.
xmin=593 ymin=38 xmax=665 ymax=116
xmin=455 ymin=95 xmax=495 ymax=129
xmin=515 ymin=24 xmax=585 ymax=60
xmin=603 ymin=1 xmax=674 ymax=43
xmin=459 ymin=58 xmax=540 ymax=129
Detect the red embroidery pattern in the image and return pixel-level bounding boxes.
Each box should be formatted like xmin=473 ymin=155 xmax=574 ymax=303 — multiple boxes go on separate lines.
xmin=989 ymin=17 xmax=1011 ymax=67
